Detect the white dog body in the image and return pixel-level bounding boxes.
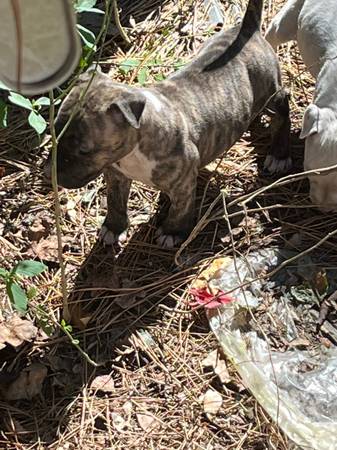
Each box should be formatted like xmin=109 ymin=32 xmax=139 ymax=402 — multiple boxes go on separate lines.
xmin=266 ymin=0 xmax=337 ymax=209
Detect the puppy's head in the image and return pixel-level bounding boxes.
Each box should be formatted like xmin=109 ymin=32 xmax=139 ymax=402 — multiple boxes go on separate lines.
xmin=301 ymin=104 xmax=337 ymax=211
xmin=44 ymin=71 xmax=146 ymax=189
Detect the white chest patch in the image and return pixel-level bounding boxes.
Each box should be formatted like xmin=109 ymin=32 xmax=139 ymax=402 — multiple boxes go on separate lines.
xmin=113 ymin=144 xmax=156 ymax=186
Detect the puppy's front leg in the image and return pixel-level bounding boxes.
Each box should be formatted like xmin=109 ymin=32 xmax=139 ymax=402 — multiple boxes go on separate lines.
xmin=99 ymin=167 xmax=131 ymax=245
xmin=156 ymin=164 xmax=198 ymax=249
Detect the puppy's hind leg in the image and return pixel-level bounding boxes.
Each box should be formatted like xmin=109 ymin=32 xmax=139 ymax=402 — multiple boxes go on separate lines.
xmin=264 ymin=88 xmax=292 ymax=175
xmin=100 ymin=167 xmax=131 ymax=246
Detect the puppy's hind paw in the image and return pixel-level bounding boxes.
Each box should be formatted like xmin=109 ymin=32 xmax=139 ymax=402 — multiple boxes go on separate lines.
xmin=99 ymin=225 xmax=128 ymax=246
xmin=264 ymin=155 xmax=292 ymax=175
xmin=155 ymin=228 xmax=184 ymax=249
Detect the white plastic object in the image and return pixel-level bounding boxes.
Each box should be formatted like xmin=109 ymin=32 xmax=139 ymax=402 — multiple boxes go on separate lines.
xmin=196 ymin=250 xmax=337 ymax=449
xmin=0 ymin=0 xmax=81 ymax=95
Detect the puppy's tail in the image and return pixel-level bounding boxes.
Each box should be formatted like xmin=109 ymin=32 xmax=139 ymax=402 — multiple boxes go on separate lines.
xmin=203 ymin=0 xmax=264 ymax=72
xmin=240 ymin=0 xmax=263 ymax=34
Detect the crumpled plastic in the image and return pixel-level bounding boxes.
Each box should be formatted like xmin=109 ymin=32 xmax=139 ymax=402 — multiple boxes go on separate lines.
xmin=194 ymin=249 xmax=337 ymax=450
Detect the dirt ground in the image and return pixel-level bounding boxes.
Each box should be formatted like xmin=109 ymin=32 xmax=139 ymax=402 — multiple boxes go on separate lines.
xmin=1 ymin=1 xmax=336 ymax=449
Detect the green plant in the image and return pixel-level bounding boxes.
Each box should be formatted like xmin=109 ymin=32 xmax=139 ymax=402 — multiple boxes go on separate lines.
xmin=0 ymin=98 xmax=8 ymax=128
xmin=8 ymin=92 xmax=56 ymax=134
xmin=74 ymin=0 xmax=103 ymax=49
xmin=0 ymin=260 xmax=47 ymax=313
xmin=0 ymin=81 xmax=61 ymax=134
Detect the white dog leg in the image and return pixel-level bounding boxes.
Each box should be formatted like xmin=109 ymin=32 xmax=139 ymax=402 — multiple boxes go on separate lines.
xmin=265 ymin=0 xmax=305 ymax=49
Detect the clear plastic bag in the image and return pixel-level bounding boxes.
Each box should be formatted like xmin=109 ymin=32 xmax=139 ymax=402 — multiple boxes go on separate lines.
xmin=199 ymin=250 xmax=337 ymax=449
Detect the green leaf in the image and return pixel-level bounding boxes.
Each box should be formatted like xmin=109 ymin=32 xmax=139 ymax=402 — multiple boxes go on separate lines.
xmin=77 ymin=24 xmax=96 ymax=49
xmin=7 ymin=282 xmax=28 ymax=313
xmin=173 ymin=60 xmax=185 ymax=71
xmin=0 ymin=80 xmax=9 ymax=90
xmin=0 ymin=100 xmax=8 ymax=128
xmin=74 ymin=0 xmax=97 ymax=11
xmin=154 ymin=73 xmax=165 ymax=82
xmin=36 ymin=305 xmax=55 ymax=337
xmin=76 ymin=4 xmax=103 ymax=14
xmin=33 ymin=97 xmax=51 ymax=107
xmin=137 ymin=67 xmax=148 ymax=85
xmin=27 ymin=286 xmax=38 ymax=300
xmin=28 ymin=110 xmax=47 ymax=134
xmin=8 ymin=92 xmax=33 ymax=110
xmin=119 ymin=58 xmax=140 ymax=75
xmin=14 ymin=260 xmax=47 ymax=277
xmin=0 ymin=267 xmax=9 ymax=279
xmin=61 ymin=319 xmax=73 ymax=333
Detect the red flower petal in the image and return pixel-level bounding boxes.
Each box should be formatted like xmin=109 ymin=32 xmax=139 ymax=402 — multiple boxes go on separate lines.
xmin=189 ymin=288 xmax=235 ymax=309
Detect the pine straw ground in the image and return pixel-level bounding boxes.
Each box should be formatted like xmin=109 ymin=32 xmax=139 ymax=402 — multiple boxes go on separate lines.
xmin=0 ymin=0 xmax=336 ymax=449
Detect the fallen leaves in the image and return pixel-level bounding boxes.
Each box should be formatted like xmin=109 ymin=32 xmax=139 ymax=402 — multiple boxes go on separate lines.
xmin=201 ymin=389 xmax=223 ymax=417
xmin=202 ymin=350 xmax=231 ymax=384
xmin=110 ymin=412 xmax=127 ymax=432
xmin=90 ymin=374 xmax=115 ymax=393
xmin=27 ymin=235 xmax=71 ymax=262
xmin=3 ymin=363 xmax=47 ymax=401
xmin=136 ymin=412 xmax=160 ymax=432
xmin=0 ymin=315 xmax=37 ymax=350
xmin=27 ymin=214 xmax=52 ymax=242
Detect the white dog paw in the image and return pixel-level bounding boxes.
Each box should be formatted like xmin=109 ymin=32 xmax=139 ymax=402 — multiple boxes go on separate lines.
xmin=264 ymin=155 xmax=292 ymax=174
xmin=155 ymin=228 xmax=183 ymax=249
xmin=99 ymin=225 xmax=127 ymax=246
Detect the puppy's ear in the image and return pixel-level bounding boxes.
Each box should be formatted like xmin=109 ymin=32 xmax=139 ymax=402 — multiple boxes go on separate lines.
xmin=109 ymin=96 xmax=146 ymax=129
xmin=300 ymin=104 xmax=320 ymax=139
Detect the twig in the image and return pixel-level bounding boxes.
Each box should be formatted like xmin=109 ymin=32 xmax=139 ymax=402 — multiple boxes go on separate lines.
xmin=49 ymin=90 xmax=69 ymax=321
xmin=113 ymin=0 xmax=131 ymax=45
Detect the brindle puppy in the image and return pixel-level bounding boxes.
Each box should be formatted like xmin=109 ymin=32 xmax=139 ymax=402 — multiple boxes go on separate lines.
xmin=45 ymin=0 xmax=291 ymax=248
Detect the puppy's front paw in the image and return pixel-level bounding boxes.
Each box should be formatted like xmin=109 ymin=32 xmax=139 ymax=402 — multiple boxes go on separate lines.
xmin=155 ymin=228 xmax=184 ymax=249
xmin=99 ymin=225 xmax=128 ymax=246
xmin=264 ymin=155 xmax=292 ymax=175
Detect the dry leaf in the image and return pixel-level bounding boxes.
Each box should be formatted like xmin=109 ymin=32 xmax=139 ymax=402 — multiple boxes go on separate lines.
xmin=312 ymin=269 xmax=329 ymax=295
xmin=90 ymin=375 xmax=115 ymax=393
xmin=27 ymin=235 xmax=71 ymax=262
xmin=136 ymin=413 xmax=160 ymax=431
xmin=192 ymin=257 xmax=232 ymax=291
xmin=288 ymin=337 xmax=311 ymax=349
xmin=202 ymin=389 xmax=222 ymax=416
xmin=65 ymin=199 xmax=77 ymax=224
xmin=110 ymin=412 xmax=127 ymax=432
xmin=122 ymin=400 xmax=133 ymax=415
xmin=202 ymin=350 xmax=231 ymax=384
xmin=27 ymin=215 xmax=52 ymax=242
xmin=4 ymin=363 xmax=48 ymax=401
xmin=0 ymin=316 xmax=38 ymax=350
xmin=68 ymin=301 xmax=92 ymax=330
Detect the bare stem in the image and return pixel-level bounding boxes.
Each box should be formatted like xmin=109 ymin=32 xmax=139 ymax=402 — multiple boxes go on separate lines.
xmin=113 ymin=0 xmax=131 ymax=44
xmin=49 ymin=90 xmax=69 ymax=321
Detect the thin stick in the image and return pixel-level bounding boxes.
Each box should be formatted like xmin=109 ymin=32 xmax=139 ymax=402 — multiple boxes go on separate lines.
xmin=49 ymin=90 xmax=69 ymax=321
xmin=113 ymin=0 xmax=131 ymax=45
